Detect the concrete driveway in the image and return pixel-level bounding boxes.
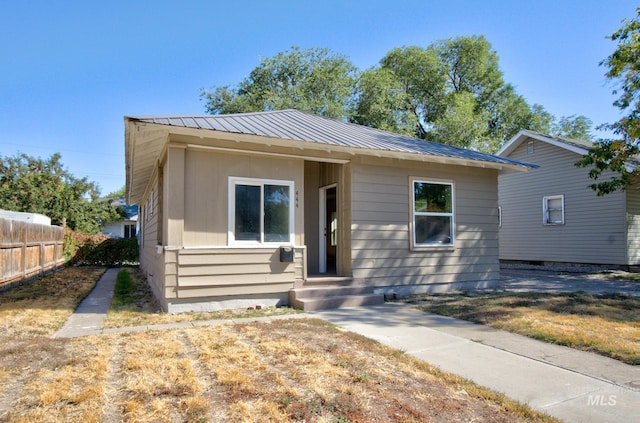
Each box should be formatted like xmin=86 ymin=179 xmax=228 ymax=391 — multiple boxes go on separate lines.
xmin=498 ymin=267 xmax=639 ymax=296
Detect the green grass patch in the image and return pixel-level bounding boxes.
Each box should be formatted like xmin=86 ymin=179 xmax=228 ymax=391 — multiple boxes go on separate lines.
xmin=111 ymin=269 xmax=136 ymax=307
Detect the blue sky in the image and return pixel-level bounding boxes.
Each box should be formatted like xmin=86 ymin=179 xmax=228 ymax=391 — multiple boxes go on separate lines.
xmin=0 ymin=1 xmax=636 ymax=197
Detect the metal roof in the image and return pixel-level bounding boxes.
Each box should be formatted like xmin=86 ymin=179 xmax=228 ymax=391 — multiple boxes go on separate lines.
xmin=129 ymin=109 xmax=533 ymax=169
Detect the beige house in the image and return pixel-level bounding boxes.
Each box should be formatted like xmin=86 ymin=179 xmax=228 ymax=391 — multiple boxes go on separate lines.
xmin=125 ymin=110 xmax=532 ymax=312
xmin=497 ymin=129 xmax=640 ymax=267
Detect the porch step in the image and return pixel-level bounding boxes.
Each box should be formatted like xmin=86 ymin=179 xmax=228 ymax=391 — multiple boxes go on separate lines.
xmin=289 ymin=283 xmax=384 ymax=311
xmin=294 ymin=276 xmax=364 ymax=289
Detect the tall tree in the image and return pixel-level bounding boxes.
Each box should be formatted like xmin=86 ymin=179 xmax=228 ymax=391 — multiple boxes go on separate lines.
xmin=350 ymin=67 xmax=417 ymax=136
xmin=201 ymin=46 xmax=358 ymax=120
xmin=0 ymin=153 xmax=120 ymax=233
xmin=551 ymin=115 xmax=593 ymax=140
xmin=352 ymin=36 xmax=555 ymax=152
xmin=577 ymin=8 xmax=640 ymax=195
xmin=203 ymin=39 xmax=592 ymax=153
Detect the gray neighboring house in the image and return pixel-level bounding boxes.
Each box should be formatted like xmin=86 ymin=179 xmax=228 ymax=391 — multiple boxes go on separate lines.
xmin=497 ymin=129 xmax=640 ymax=267
xmin=125 ymin=109 xmax=533 ymax=312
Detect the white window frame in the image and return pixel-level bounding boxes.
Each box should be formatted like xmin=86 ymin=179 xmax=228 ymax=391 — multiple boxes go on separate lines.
xmin=543 ymin=195 xmax=565 ymax=225
xmin=410 ymin=178 xmax=455 ymax=249
xmin=228 ymin=176 xmax=295 ymax=246
xmin=527 ymin=141 xmax=535 ymax=154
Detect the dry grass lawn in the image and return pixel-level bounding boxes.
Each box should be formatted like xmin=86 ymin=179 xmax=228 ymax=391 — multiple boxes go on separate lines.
xmin=103 ymin=267 xmax=302 ymax=329
xmin=409 ymin=291 xmax=639 ymax=365
xmin=0 ymin=267 xmax=558 ymax=422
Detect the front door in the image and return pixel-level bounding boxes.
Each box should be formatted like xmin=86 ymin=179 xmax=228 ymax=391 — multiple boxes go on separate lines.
xmin=319 ymin=185 xmax=337 ymax=274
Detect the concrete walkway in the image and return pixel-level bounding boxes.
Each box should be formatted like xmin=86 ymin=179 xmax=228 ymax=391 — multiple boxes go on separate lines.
xmin=53 ymin=268 xmax=119 ymax=338
xmin=312 ymin=304 xmax=639 ymax=423
xmin=53 ymin=270 xmax=639 ymax=422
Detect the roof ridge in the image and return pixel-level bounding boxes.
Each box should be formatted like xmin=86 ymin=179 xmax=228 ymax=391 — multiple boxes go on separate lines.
xmin=128 ymin=109 xmax=300 ymax=120
xmin=522 ymin=129 xmax=593 ymax=147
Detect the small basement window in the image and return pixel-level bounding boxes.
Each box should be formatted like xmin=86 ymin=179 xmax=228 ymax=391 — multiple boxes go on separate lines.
xmin=543 ymin=195 xmax=565 ymax=225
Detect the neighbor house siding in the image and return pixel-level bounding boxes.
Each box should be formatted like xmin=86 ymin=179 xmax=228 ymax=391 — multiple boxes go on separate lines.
xmin=350 ymin=156 xmax=499 ymax=294
xmin=626 ymin=185 xmax=640 ymax=265
xmin=499 ymin=138 xmax=628 ymax=265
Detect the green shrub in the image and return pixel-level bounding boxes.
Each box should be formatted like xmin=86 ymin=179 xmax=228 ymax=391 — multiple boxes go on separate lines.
xmin=64 ymin=228 xmax=139 ymax=266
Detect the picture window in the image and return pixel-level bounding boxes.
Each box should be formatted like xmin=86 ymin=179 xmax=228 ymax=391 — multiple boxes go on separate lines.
xmin=229 ymin=177 xmax=294 ymax=244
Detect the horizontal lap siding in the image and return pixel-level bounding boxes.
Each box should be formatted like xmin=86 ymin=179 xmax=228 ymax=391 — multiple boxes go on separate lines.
xmin=626 ymin=186 xmax=640 ymax=265
xmin=174 ymin=248 xmax=302 ymax=298
xmin=183 ymin=148 xmax=304 ymax=247
xmin=139 ymin=173 xmax=167 ymax=307
xmin=351 ymin=158 xmax=499 ymax=288
xmin=138 ymin=140 xmax=310 ymax=310
xmin=499 ymin=140 xmax=627 ymax=264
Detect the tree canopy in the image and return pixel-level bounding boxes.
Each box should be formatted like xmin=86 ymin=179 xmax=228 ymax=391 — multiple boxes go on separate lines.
xmin=577 ymin=8 xmax=640 ymax=195
xmin=353 ymin=36 xmax=592 ymax=151
xmin=0 ymin=153 xmax=121 ymax=234
xmin=201 ymin=46 xmax=358 ymax=120
xmin=202 ymin=39 xmax=592 ymax=153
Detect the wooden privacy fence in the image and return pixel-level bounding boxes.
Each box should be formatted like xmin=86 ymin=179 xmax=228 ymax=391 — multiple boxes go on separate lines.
xmin=0 ymin=217 xmax=65 ymax=289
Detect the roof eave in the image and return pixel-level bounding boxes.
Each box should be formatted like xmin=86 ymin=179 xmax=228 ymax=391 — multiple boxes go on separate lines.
xmin=152 ymin=122 xmax=533 ymax=172
xmin=498 ymin=129 xmax=590 ymax=157
xmin=125 ymin=118 xmax=171 ymax=205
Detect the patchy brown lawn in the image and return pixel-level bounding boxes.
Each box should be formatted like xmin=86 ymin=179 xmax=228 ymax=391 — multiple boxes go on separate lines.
xmin=0 ymin=267 xmax=558 ymax=422
xmin=407 ymin=291 xmax=639 ymax=365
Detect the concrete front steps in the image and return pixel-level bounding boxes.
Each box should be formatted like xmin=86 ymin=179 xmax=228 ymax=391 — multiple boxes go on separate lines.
xmin=289 ymin=277 xmax=385 ymax=311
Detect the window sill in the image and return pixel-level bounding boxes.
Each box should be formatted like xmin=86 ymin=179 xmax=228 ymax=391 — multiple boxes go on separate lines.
xmin=410 ymin=244 xmax=456 ymax=252
xmin=179 ymin=244 xmax=298 ymax=250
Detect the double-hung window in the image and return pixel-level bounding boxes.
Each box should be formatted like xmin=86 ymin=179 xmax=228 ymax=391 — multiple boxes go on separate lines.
xmin=229 ymin=177 xmax=294 ymax=245
xmin=411 ymin=179 xmax=455 ymax=248
xmin=543 ymin=195 xmax=564 ymax=225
